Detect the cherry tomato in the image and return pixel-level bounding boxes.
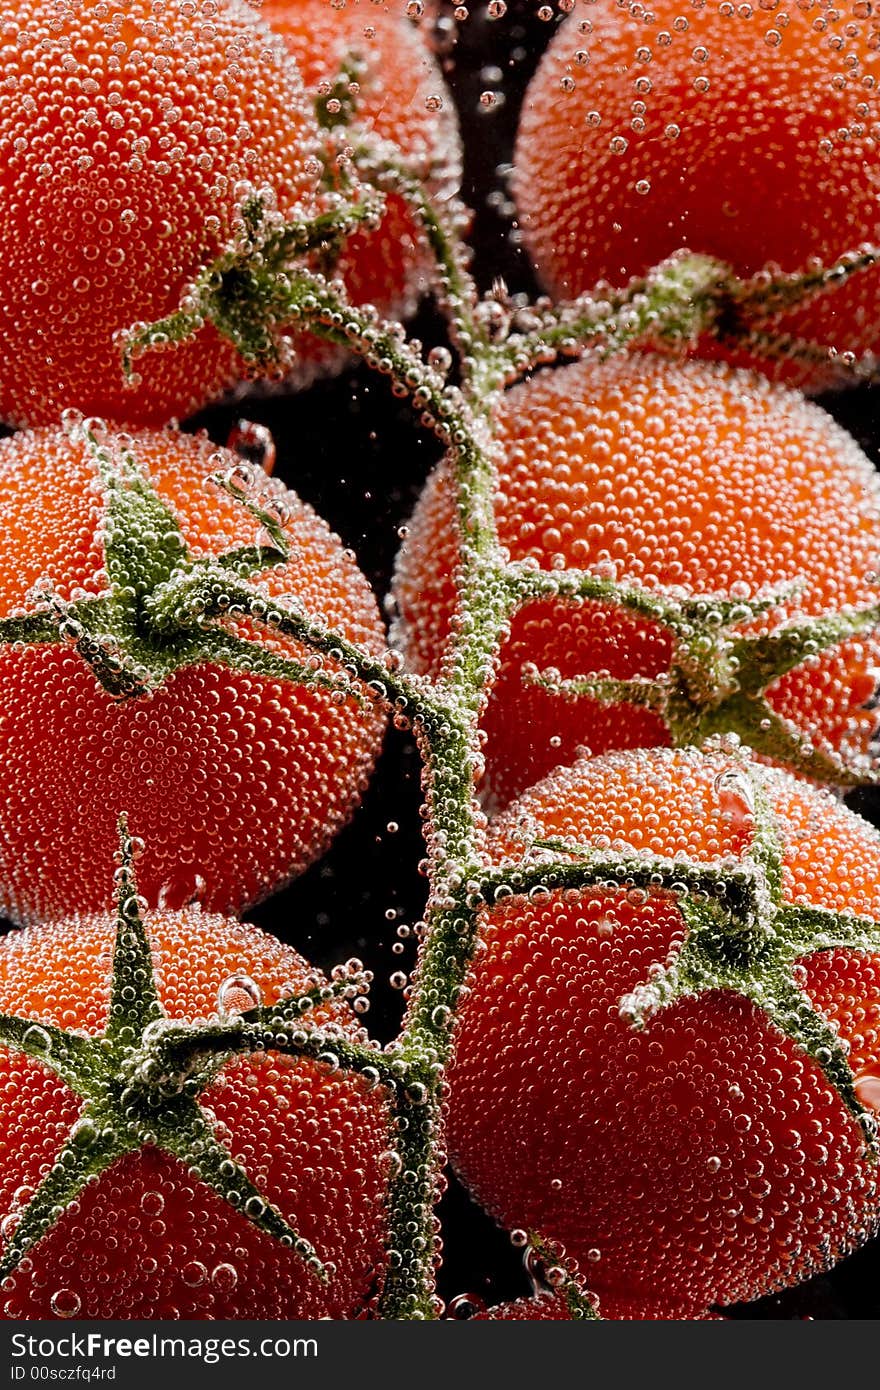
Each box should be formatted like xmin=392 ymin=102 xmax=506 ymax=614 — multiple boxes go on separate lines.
xmin=394 ymin=354 xmax=880 ymax=808
xmin=514 ymin=1 xmax=880 ymax=387
xmin=0 ymin=908 xmax=389 ymax=1318
xmin=447 ymin=745 xmax=880 ymax=1317
xmin=0 ymin=424 xmax=386 ymax=924
xmin=0 ymin=0 xmax=323 ymax=427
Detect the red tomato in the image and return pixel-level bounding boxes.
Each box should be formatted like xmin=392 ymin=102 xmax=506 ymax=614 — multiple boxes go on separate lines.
xmin=0 ymin=909 xmax=389 ymax=1318
xmin=514 ymin=1 xmax=880 ymax=388
xmin=446 ymin=745 xmax=880 ymax=1317
xmin=259 ymin=0 xmax=461 ymax=378
xmin=393 ymin=354 xmax=880 ymax=809
xmin=0 ymin=425 xmax=386 ymax=924
xmin=0 ymin=0 xmax=323 ymax=428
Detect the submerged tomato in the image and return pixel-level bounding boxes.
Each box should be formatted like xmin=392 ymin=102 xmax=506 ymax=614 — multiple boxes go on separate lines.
xmin=0 ymin=0 xmax=323 ymax=427
xmin=514 ymin=2 xmax=880 ymax=387
xmin=447 ymin=746 xmax=880 ymax=1317
xmin=0 ymin=425 xmax=386 ymax=924
xmin=0 ymin=909 xmax=389 ymax=1318
xmin=394 ymin=354 xmax=880 ymax=808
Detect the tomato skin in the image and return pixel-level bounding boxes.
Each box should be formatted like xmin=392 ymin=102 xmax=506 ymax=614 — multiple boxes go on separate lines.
xmin=446 ymin=746 xmax=880 ymax=1316
xmin=393 ymin=354 xmax=880 ymax=809
xmin=514 ymin=2 xmax=880 ymax=388
xmin=0 ymin=426 xmax=386 ymax=925
xmin=259 ymin=0 xmax=461 ymax=377
xmin=0 ymin=0 xmax=323 ymax=428
xmin=0 ymin=910 xmax=389 ymax=1319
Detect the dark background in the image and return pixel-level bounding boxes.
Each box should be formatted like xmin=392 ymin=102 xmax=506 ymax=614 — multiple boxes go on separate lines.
xmin=5 ymin=0 xmax=880 ymax=1319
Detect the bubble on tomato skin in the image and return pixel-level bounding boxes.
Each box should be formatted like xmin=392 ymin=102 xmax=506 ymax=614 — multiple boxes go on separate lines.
xmin=0 ymin=911 xmax=391 ymax=1318
xmin=393 ymin=353 xmax=880 ymax=809
xmin=47 ymin=1287 xmax=82 ymax=1320
xmin=217 ymin=974 xmax=263 ymax=1019
xmin=714 ymin=766 xmax=757 ymax=827
xmin=211 ymin=1261 xmax=239 ymax=1292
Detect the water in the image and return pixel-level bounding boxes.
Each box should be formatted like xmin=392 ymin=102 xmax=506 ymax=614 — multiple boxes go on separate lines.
xmin=2 ymin=0 xmax=880 ymax=1321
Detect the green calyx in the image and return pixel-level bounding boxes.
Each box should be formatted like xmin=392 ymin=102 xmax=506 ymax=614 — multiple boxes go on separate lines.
xmin=502 ymin=763 xmax=879 ymax=1155
xmin=517 ymin=572 xmax=880 ymax=788
xmin=0 ymin=424 xmax=385 ymax=707
xmin=0 ymin=819 xmax=335 ymax=1287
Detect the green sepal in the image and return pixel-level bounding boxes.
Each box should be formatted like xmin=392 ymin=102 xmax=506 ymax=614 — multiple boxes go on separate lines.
xmin=728 ymin=605 xmax=880 ymax=697
xmin=748 ymin=970 xmax=872 ymax=1140
xmin=315 ymin=55 xmax=365 ymax=133
xmin=105 ymin=816 xmax=163 ymax=1046
xmin=0 ymin=612 xmax=64 ymax=645
xmin=522 ymin=588 xmax=880 ymax=789
xmin=0 ymin=1014 xmax=101 ymax=1096
xmin=776 ymin=902 xmax=880 ymax=958
xmin=0 ymin=1123 xmax=130 ymax=1282
xmin=0 ymin=824 xmax=337 ymax=1289
xmin=525 ymin=1234 xmax=601 ymax=1321
xmin=90 ymin=439 xmax=189 ymax=599
xmin=153 ymin=1109 xmax=328 ymax=1284
xmin=206 ymin=469 xmax=290 ymax=576
xmin=172 ymin=627 xmax=367 ymax=709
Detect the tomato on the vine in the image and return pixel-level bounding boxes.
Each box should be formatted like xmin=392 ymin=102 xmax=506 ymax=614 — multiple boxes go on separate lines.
xmin=0 ymin=424 xmax=386 ymax=925
xmin=514 ymin=1 xmax=880 ymax=387
xmin=446 ymin=745 xmax=880 ymax=1318
xmin=394 ymin=354 xmax=880 ymax=809
xmin=0 ymin=0 xmax=324 ymax=428
xmin=0 ymin=908 xmax=389 ymax=1319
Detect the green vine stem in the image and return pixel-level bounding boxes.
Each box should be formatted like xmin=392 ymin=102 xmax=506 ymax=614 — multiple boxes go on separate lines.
xmin=118 ymin=180 xmax=880 ymax=1315
xmin=5 ymin=106 xmax=880 ymax=1318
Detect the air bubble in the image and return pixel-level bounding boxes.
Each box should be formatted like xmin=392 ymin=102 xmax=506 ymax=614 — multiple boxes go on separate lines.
xmin=217 ymin=974 xmax=262 ymax=1017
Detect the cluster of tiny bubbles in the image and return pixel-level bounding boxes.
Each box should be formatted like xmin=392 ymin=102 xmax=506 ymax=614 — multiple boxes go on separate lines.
xmin=0 ymin=0 xmax=334 ymax=428
xmin=513 ymin=0 xmax=880 ymax=385
xmin=0 ymin=424 xmax=388 ymax=924
xmin=0 ymin=909 xmax=395 ymax=1317
xmin=443 ymin=745 xmax=880 ymax=1315
xmin=392 ymin=352 xmax=880 ymax=808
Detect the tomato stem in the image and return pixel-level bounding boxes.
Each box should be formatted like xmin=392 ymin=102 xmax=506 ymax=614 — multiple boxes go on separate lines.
xmin=63 ymin=162 xmax=880 ymax=1315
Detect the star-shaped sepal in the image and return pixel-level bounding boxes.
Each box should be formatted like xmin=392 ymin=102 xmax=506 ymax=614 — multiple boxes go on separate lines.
xmin=0 ymin=423 xmax=391 ymax=712
xmin=489 ymin=764 xmax=880 ymax=1157
xmin=0 ymin=818 xmax=334 ymax=1287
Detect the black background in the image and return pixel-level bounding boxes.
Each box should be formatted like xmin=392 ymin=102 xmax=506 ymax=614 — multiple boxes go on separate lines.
xmin=4 ymin=0 xmax=880 ymax=1320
